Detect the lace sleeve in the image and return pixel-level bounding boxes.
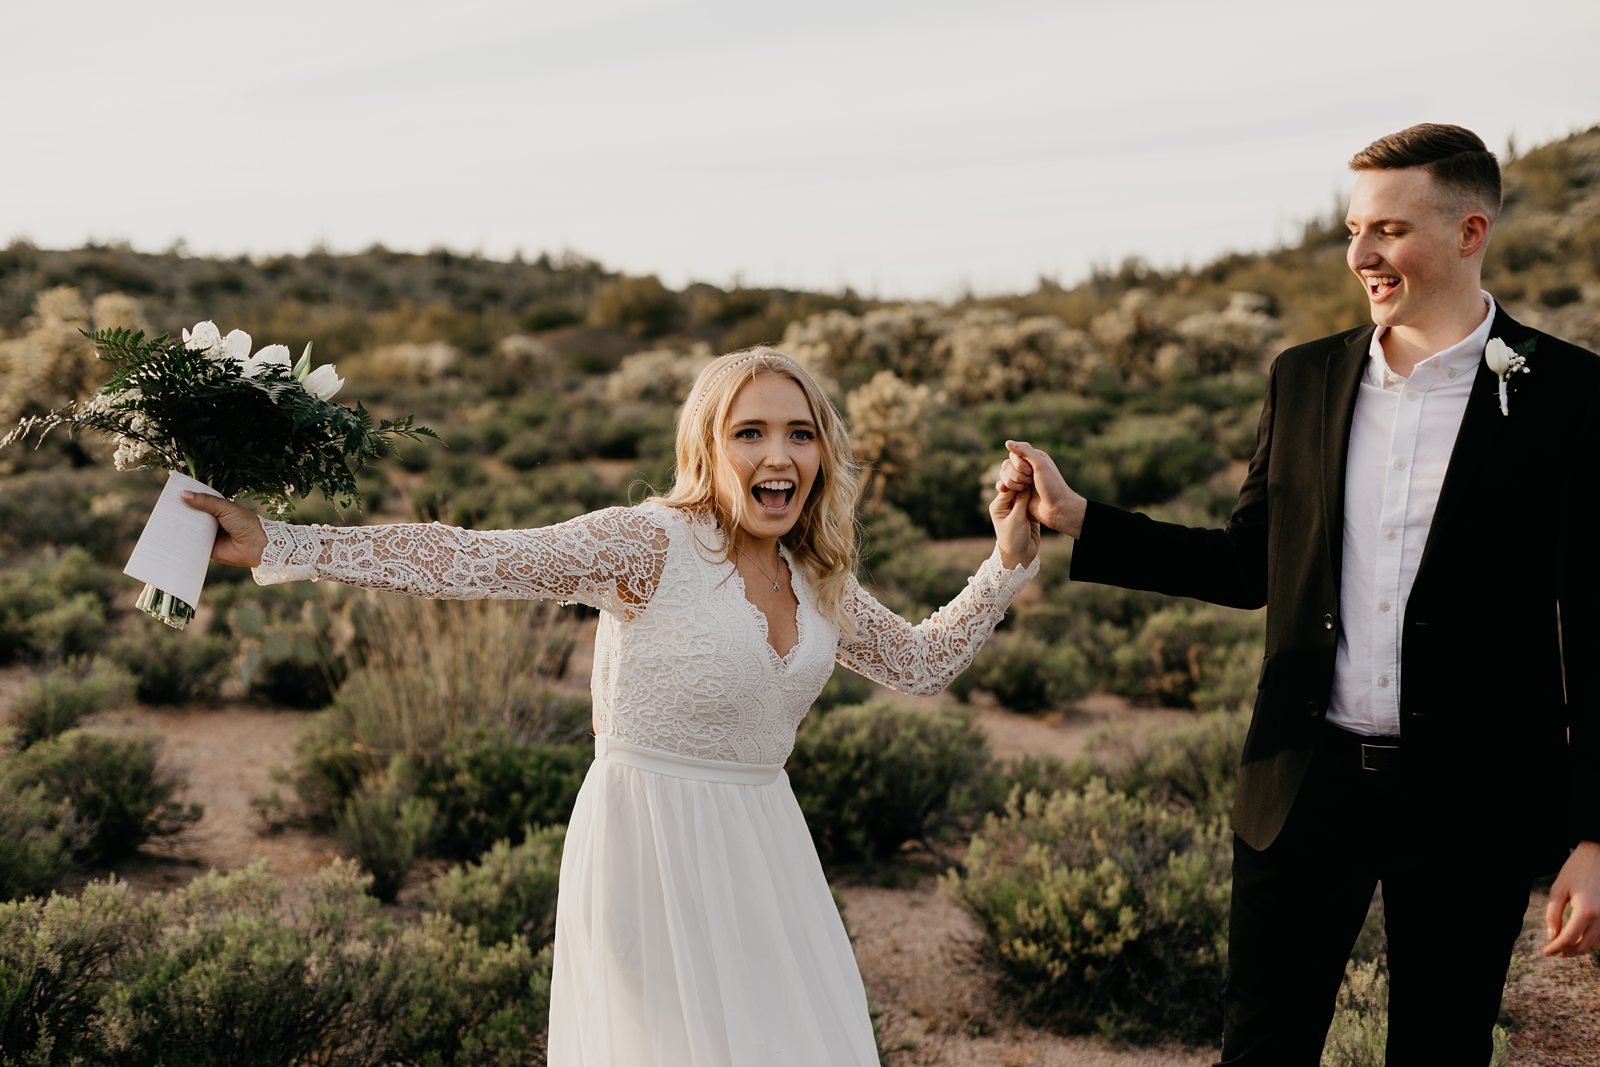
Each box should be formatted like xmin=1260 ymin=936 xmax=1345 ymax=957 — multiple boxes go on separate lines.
xmin=836 ymin=548 xmax=1039 ymax=696
xmin=249 ymin=505 xmax=671 ymax=618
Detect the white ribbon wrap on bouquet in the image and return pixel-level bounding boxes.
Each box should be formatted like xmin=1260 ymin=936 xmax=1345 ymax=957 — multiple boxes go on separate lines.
xmin=123 ymin=471 xmax=220 ymax=609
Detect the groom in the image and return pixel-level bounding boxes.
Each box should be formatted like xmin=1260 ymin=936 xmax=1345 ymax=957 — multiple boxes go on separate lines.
xmin=1002 ymin=123 xmax=1600 ymax=1064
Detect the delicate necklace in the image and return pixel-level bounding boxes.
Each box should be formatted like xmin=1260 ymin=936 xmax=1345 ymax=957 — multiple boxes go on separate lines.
xmin=736 ymin=546 xmax=785 ymax=592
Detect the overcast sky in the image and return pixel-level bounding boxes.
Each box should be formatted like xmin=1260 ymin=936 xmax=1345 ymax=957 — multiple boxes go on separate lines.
xmin=3 ymin=0 xmax=1596 ymax=299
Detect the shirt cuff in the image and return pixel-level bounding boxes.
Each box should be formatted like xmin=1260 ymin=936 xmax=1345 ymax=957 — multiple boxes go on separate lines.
xmin=251 ymin=519 xmax=323 ymax=586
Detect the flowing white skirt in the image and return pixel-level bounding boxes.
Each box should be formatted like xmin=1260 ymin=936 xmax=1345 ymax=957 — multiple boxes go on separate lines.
xmin=547 ymin=735 xmax=880 ymax=1066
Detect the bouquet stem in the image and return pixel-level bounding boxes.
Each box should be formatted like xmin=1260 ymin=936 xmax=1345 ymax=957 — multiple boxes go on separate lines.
xmin=135 ymin=583 xmax=196 ymax=630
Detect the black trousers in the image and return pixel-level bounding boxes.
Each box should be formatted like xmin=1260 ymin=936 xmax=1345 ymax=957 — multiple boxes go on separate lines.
xmin=1217 ymin=725 xmax=1532 ymax=1066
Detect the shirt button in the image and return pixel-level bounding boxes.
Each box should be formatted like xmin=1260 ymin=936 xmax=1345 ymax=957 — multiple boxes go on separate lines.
xmin=1379 ymin=601 xmax=1391 ymax=613
xmin=1446 ymin=369 xmax=1458 ymax=379
xmin=1394 ymin=460 xmax=1406 ymax=470
xmin=1323 ymin=613 xmax=1335 ymax=630
xmin=1385 ymin=530 xmax=1397 ymax=541
xmin=1406 ymin=389 xmax=1418 ymax=400
xmin=1378 ymin=676 xmax=1390 ymax=688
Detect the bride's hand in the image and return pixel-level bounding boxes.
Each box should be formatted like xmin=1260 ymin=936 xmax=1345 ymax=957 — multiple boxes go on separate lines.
xmin=990 ymin=485 xmax=1040 ymax=570
xmin=181 ymin=491 xmax=268 ymax=568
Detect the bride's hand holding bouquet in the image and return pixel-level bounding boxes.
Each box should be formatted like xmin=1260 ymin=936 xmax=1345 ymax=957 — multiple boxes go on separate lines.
xmin=1 ymin=321 xmax=437 ymax=627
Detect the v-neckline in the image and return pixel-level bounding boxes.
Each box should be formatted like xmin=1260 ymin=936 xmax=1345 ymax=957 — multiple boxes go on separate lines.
xmin=727 ymin=543 xmax=804 ymax=667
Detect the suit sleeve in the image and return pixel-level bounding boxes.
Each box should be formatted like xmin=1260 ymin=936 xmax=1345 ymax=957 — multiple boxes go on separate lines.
xmin=1069 ymin=357 xmax=1276 ymax=610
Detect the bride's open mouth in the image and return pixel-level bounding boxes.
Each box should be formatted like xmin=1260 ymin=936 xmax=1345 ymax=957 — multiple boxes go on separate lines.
xmin=752 ymin=479 xmax=796 ymax=515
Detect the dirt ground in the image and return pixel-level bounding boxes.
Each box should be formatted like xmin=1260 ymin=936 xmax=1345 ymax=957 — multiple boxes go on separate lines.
xmin=5 ymin=666 xmax=1598 ymax=1064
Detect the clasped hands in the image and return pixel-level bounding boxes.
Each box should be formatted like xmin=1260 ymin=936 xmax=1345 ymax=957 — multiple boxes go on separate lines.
xmin=996 ymin=440 xmax=1088 ymax=539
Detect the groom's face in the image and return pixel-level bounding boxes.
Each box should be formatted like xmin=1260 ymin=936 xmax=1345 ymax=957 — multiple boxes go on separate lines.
xmin=1345 ymin=167 xmax=1474 ymax=332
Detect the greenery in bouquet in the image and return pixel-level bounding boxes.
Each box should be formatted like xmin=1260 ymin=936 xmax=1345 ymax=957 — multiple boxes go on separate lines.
xmin=1 ymin=320 xmax=439 ymax=517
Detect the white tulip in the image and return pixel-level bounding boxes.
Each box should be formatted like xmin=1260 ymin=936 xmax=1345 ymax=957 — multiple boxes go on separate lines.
xmin=242 ymin=343 xmax=293 ymax=378
xmin=220 ymin=329 xmax=252 ymax=365
xmin=183 ymin=321 xmax=221 ymax=351
xmin=1484 ymin=337 xmax=1513 ymax=375
xmin=301 ymin=364 xmax=345 ymax=401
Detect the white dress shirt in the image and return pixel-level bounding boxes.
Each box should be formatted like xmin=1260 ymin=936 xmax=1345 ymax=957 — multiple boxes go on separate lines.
xmin=1327 ymin=292 xmax=1496 ymax=736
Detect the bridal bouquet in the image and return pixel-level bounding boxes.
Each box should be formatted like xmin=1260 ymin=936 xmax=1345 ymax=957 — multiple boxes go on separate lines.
xmin=1 ymin=322 xmax=438 ymax=628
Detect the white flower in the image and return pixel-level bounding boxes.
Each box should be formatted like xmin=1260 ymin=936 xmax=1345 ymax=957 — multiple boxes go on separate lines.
xmin=112 ymin=435 xmax=152 ymax=472
xmin=182 ymin=320 xmax=251 ymax=365
xmin=1484 ymin=337 xmax=1513 ymax=375
xmin=242 ymin=343 xmax=293 ymax=379
xmin=301 ymin=363 xmax=344 ymax=401
xmin=1483 ymin=336 xmax=1531 ymax=416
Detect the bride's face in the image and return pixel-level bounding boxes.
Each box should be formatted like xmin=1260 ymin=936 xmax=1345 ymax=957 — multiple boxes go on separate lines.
xmin=715 ymin=373 xmax=821 ymax=543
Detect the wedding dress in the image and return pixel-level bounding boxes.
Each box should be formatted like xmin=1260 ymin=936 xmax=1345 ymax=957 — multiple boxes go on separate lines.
xmin=253 ymin=502 xmax=1036 ymax=1066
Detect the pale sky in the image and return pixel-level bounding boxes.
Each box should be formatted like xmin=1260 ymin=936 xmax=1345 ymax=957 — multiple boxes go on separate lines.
xmin=3 ymin=0 xmax=1596 ymax=299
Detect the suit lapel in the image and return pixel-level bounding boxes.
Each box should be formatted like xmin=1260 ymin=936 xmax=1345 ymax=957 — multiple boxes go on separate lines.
xmin=1321 ymin=328 xmax=1375 ymax=584
xmin=1412 ymin=306 xmax=1530 ymax=583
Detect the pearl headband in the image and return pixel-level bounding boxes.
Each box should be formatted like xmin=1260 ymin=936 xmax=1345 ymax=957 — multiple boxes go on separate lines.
xmin=689 ymin=351 xmax=800 ymax=420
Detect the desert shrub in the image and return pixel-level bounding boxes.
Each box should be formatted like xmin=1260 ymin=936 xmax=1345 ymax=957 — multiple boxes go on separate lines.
xmin=989 ymin=752 xmax=1079 ymax=809
xmin=10 ymin=657 xmax=134 ymax=746
xmin=418 ymin=731 xmax=591 ymax=859
xmin=945 ymin=779 xmax=1232 ymax=1043
xmin=4 ymin=730 xmax=200 ymax=864
xmin=429 ymin=825 xmax=566 ymax=951
xmin=106 ymin=626 xmax=233 ymax=705
xmin=0 ymin=782 xmax=81 ymax=901
xmin=20 ymin=592 xmax=109 ymax=661
xmin=226 ymin=593 xmax=346 ymax=708
xmin=954 ymin=631 xmax=1093 ymax=712
xmin=587 ymin=274 xmax=681 ymax=338
xmin=1083 ymin=410 xmax=1225 ymax=509
xmin=335 ymin=767 xmax=440 ymax=902
xmin=887 ymin=421 xmax=994 ymax=540
xmin=0 ymin=469 xmax=154 ymax=564
xmin=787 ymin=700 xmax=992 ymax=867
xmin=811 ymin=667 xmax=886 ymax=714
xmin=1319 ymin=959 xmax=1509 ymax=1067
xmin=1108 ymin=602 xmax=1264 ymax=708
xmin=1064 ymin=709 xmax=1248 ymax=818
xmin=0 ymin=547 xmax=120 ymax=663
xmin=521 ymin=298 xmax=584 ymax=332
xmin=0 ymin=862 xmax=549 ymax=1065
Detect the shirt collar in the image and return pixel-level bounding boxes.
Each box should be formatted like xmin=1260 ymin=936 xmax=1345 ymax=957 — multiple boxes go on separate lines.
xmin=1366 ymin=290 xmax=1497 ymax=388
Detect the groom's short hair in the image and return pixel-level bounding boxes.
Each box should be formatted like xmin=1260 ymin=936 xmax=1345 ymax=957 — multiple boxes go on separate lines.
xmin=1350 ymin=123 xmax=1502 ymax=222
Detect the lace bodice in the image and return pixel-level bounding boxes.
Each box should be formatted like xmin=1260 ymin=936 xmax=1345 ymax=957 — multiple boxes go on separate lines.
xmin=255 ymin=504 xmax=1037 ymax=764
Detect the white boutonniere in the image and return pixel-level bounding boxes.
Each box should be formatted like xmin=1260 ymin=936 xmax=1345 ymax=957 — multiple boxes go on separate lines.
xmin=1483 ymin=337 xmax=1533 ymax=416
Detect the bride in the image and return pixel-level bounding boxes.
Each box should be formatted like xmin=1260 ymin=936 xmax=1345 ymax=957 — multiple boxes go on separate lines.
xmin=186 ymin=346 xmax=1040 ymax=1065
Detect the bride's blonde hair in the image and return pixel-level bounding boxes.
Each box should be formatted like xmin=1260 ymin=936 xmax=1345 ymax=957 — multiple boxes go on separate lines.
xmin=650 ymin=346 xmax=860 ymax=635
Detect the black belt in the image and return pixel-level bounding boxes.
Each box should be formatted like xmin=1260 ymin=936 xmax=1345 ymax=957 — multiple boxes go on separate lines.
xmin=1321 ymin=722 xmax=1401 ymax=772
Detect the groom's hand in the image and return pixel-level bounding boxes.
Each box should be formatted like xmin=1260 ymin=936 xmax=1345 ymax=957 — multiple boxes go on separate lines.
xmin=997 ymin=441 xmax=1087 ymax=538
xmin=181 ymin=491 xmax=268 ymax=569
xmin=1543 ymin=840 xmax=1600 ymax=957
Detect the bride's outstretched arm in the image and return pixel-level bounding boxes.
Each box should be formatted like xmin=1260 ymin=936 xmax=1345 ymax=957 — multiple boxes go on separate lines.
xmin=182 ymin=492 xmax=669 ymax=619
xmin=836 ymin=486 xmax=1039 ymax=696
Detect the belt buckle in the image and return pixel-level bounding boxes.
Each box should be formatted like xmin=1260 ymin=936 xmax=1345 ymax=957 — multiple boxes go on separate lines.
xmin=1359 ymin=742 xmax=1397 ymax=772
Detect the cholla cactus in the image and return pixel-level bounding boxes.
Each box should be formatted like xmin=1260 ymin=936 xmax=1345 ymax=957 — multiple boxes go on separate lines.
xmin=782 ymin=305 xmax=948 ymax=391
xmin=0 ymin=286 xmax=153 ymax=433
xmin=364 ymin=341 xmax=460 ymax=383
xmin=605 ymin=343 xmax=713 ymax=404
xmin=1166 ymin=293 xmax=1281 ymax=377
xmin=935 ymin=309 xmax=1097 ymax=404
xmin=846 ymin=370 xmax=936 ymax=505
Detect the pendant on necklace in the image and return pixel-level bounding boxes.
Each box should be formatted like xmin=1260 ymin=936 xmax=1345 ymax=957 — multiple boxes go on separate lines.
xmin=769 ymin=580 xmax=780 ymax=591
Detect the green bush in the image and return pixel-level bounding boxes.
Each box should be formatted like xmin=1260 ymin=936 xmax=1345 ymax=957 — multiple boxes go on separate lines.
xmin=944 ymin=779 xmax=1231 ymax=1043
xmin=0 ymin=547 xmax=120 ymax=664
xmin=10 ymin=657 xmax=134 ymax=746
xmin=335 ymin=767 xmax=440 ymax=902
xmin=5 ymin=730 xmax=201 ymax=865
xmin=0 ymin=862 xmax=550 ymax=1065
xmin=1064 ymin=709 xmax=1248 ymax=819
xmin=106 ymin=627 xmax=233 ymax=705
xmin=955 ymin=631 xmax=1093 ymax=712
xmin=587 ymin=274 xmax=681 ymax=338
xmin=429 ymin=825 xmax=566 ymax=951
xmin=227 ymin=595 xmax=346 ymax=709
xmin=0 ymin=782 xmax=81 ymax=901
xmin=1108 ymin=602 xmax=1264 ymax=708
xmin=811 ymin=667 xmax=887 ymax=714
xmin=1084 ymin=411 xmax=1225 ymax=509
xmin=418 ymin=733 xmax=591 ymax=859
xmin=787 ymin=700 xmax=993 ymax=867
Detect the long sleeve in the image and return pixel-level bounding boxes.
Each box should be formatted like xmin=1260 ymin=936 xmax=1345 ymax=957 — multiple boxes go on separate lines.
xmin=250 ymin=505 xmax=670 ymax=619
xmin=835 ymin=548 xmax=1038 ymax=696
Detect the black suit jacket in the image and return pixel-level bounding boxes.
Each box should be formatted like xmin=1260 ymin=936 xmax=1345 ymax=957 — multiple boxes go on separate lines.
xmin=1071 ymin=307 xmax=1600 ymax=871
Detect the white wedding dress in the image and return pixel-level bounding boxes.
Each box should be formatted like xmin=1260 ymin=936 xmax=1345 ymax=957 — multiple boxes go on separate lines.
xmin=253 ymin=502 xmax=1036 ymax=1066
